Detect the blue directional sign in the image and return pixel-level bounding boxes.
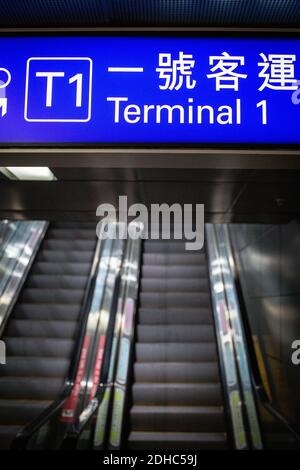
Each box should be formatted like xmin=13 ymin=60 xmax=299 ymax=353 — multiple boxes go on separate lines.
xmin=0 ymin=35 xmax=300 ymax=145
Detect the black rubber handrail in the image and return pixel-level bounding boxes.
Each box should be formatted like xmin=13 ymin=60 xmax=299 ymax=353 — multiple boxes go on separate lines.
xmin=12 ymin=232 xmax=102 ymax=450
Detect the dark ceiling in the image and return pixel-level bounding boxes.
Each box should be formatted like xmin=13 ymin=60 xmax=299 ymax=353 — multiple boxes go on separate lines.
xmin=0 ymin=0 xmax=299 ymax=28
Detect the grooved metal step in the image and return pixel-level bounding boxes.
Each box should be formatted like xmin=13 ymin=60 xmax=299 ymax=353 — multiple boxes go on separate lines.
xmin=140 ymin=292 xmax=211 ymax=308
xmin=2 ymin=356 xmax=70 ymax=378
xmin=0 ymin=425 xmax=24 ymax=450
xmin=142 ymin=253 xmax=207 ymax=266
xmin=141 ymin=278 xmax=209 ymax=292
xmin=134 ymin=362 xmax=219 ymax=383
xmin=141 ymin=265 xmax=208 ymax=279
xmin=128 ymin=239 xmax=228 ymax=450
xmin=144 ymin=241 xmax=198 ymax=253
xmin=32 ymin=262 xmax=91 ymax=276
xmin=0 ymin=400 xmax=52 ymax=425
xmin=5 ymin=319 xmax=78 ymax=339
xmin=19 ymin=288 xmax=84 ymax=304
xmin=128 ymin=431 xmax=228 ymax=450
xmin=27 ymin=274 xmax=87 ymax=290
xmin=37 ymin=250 xmax=93 ymax=263
xmin=0 ymin=377 xmax=64 ymax=400
xmin=4 ymin=337 xmax=74 ymax=358
xmin=137 ymin=325 xmax=215 ymax=343
xmin=132 ymin=383 xmax=223 ymax=406
xmin=135 ymin=343 xmax=218 ymax=362
xmin=138 ymin=308 xmax=212 ymax=325
xmin=130 ymin=405 xmax=225 ymax=432
xmin=12 ymin=304 xmax=81 ymax=321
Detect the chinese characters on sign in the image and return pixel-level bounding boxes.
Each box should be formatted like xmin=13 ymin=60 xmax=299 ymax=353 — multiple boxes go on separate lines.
xmin=156 ymin=51 xmax=196 ymax=90
xmin=154 ymin=50 xmax=297 ymax=92
xmin=105 ymin=50 xmax=298 ymax=127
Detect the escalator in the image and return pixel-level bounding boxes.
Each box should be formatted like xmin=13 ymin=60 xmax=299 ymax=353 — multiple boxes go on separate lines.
xmin=126 ymin=240 xmax=228 ymax=450
xmin=4 ymin=223 xmax=292 ymax=450
xmin=0 ymin=222 xmax=97 ymax=449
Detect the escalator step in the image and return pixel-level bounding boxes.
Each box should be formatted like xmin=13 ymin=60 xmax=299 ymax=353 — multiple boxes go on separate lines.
xmin=0 ymin=425 xmax=24 ymax=450
xmin=50 ymin=222 xmax=96 ymax=230
xmin=130 ymin=405 xmax=225 ymax=432
xmin=137 ymin=325 xmax=214 ymax=343
xmin=144 ymin=241 xmax=203 ymax=254
xmin=135 ymin=343 xmax=217 ymax=362
xmin=41 ymin=239 xmax=95 ymax=251
xmin=134 ymin=362 xmax=219 ymax=383
xmin=37 ymin=250 xmax=93 ymax=263
xmin=4 ymin=337 xmax=74 ymax=358
xmin=140 ymin=292 xmax=210 ymax=309
xmin=143 ymin=253 xmax=206 ymax=266
xmin=26 ymin=275 xmax=87 ymax=290
xmin=142 ymin=265 xmax=207 ymax=279
xmin=0 ymin=400 xmax=51 ymax=426
xmin=128 ymin=432 xmax=227 ymax=450
xmin=141 ymin=278 xmax=209 ymax=293
xmin=5 ymin=319 xmax=78 ymax=339
xmin=19 ymin=288 xmax=84 ymax=304
xmin=1 ymin=356 xmax=70 ymax=378
xmin=0 ymin=377 xmax=64 ymax=400
xmin=13 ymin=303 xmax=81 ymax=321
xmin=46 ymin=228 xmax=96 ymax=240
xmin=32 ymin=262 xmax=91 ymax=276
xmin=132 ymin=383 xmax=223 ymax=406
xmin=138 ymin=308 xmax=212 ymax=325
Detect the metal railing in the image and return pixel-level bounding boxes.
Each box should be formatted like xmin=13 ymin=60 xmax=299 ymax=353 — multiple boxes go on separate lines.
xmin=206 ymin=223 xmax=263 ymax=450
xmin=61 ymin=224 xmax=126 ymax=448
xmin=64 ymin=222 xmax=143 ymax=450
xmin=208 ymin=222 xmax=300 ymax=449
xmin=0 ymin=220 xmax=48 ymax=337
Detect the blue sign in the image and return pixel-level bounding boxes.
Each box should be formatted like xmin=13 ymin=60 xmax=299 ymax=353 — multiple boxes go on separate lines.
xmin=0 ymin=35 xmax=300 ymax=145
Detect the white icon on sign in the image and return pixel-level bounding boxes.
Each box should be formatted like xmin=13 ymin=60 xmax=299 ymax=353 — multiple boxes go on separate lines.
xmin=107 ymin=66 xmax=144 ymax=73
xmin=0 ymin=68 xmax=12 ymax=117
xmin=35 ymin=72 xmax=84 ymax=108
xmin=24 ymin=57 xmax=93 ymax=122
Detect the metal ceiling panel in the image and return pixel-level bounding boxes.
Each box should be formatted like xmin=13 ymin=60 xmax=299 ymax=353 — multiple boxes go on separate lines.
xmin=0 ymin=0 xmax=299 ymax=28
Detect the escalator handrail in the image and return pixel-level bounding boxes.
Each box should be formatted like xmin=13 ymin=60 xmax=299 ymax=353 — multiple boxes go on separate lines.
xmin=206 ymin=224 xmax=250 ymax=449
xmin=226 ymin=225 xmax=300 ymax=444
xmin=76 ymin=271 xmax=122 ymax=435
xmin=60 ymin=243 xmax=125 ymax=448
xmin=12 ymin=233 xmax=103 ymax=449
xmin=66 ymin=226 xmax=142 ymax=448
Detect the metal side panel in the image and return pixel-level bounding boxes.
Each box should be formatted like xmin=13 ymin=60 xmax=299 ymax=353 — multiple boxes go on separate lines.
xmin=107 ymin=224 xmax=143 ymax=450
xmin=215 ymin=224 xmax=263 ymax=449
xmin=0 ymin=221 xmax=48 ymax=337
xmin=206 ymin=224 xmax=248 ymax=450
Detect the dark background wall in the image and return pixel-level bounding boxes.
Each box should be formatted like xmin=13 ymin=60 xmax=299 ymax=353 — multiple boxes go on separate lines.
xmin=230 ymin=221 xmax=300 ymax=435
